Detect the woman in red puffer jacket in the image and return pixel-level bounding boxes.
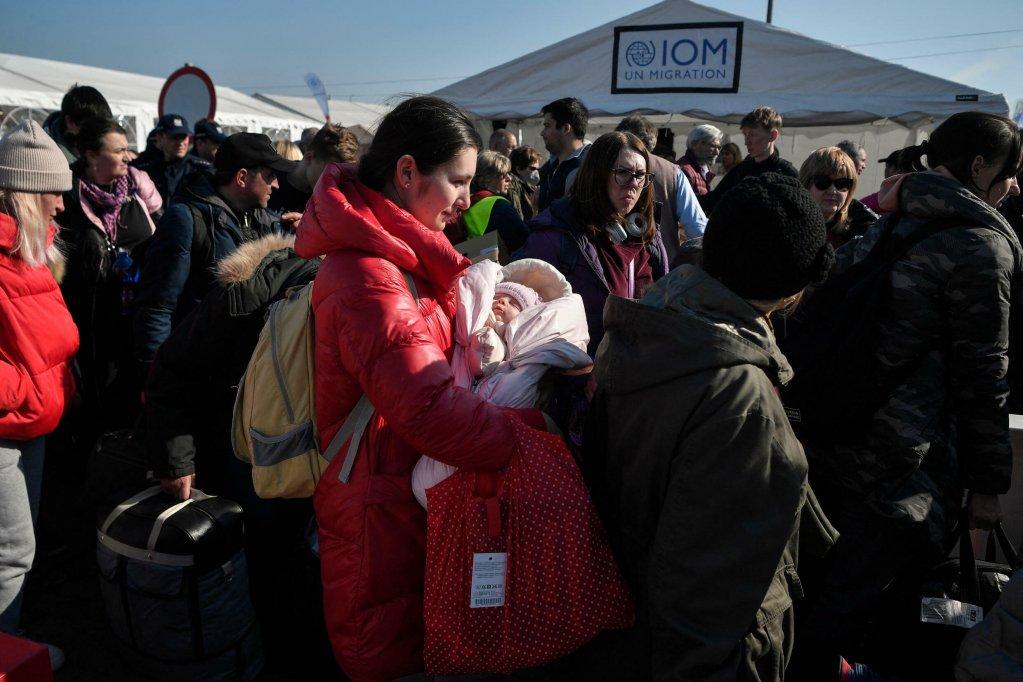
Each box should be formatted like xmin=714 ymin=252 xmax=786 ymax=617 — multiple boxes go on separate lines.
xmin=0 ymin=121 xmax=78 ymax=664
xmin=295 ymin=96 xmax=545 ymax=682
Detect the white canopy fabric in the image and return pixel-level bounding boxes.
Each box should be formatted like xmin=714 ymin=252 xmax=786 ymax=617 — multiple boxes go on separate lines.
xmin=251 ymin=93 xmax=390 ymax=139
xmin=0 ymin=52 xmax=317 ymax=146
xmin=434 ymin=0 xmax=1008 ymax=126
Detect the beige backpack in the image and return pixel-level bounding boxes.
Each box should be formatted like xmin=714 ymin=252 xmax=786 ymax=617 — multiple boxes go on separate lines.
xmin=231 ymin=277 xmax=407 ymax=498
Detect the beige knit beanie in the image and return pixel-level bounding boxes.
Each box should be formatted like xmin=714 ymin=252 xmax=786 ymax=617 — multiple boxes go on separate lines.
xmin=0 ymin=120 xmax=73 ymax=193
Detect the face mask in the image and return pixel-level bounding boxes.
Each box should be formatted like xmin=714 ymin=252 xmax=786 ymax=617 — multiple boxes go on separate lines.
xmin=524 ymin=169 xmax=540 ymax=186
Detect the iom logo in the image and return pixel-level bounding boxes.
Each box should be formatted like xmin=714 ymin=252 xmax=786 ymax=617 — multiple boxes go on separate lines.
xmin=626 ymin=41 xmax=657 ymax=67
xmin=613 ymin=22 xmax=744 ymax=94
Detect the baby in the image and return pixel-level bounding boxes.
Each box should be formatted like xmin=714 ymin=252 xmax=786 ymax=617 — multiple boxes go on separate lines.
xmin=470 ymin=282 xmax=543 ymax=378
xmin=412 ymin=259 xmax=592 ymax=509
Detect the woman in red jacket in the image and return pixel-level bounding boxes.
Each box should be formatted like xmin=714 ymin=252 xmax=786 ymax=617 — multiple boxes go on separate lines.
xmin=0 ymin=120 xmax=78 ymax=667
xmin=295 ymin=96 xmax=545 ymax=681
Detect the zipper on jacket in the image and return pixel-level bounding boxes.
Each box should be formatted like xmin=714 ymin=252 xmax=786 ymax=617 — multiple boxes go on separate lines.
xmin=268 ymin=305 xmax=296 ymax=423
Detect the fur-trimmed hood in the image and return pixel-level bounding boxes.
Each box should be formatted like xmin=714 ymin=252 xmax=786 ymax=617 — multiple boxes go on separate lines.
xmin=216 ymin=233 xmax=297 ymax=285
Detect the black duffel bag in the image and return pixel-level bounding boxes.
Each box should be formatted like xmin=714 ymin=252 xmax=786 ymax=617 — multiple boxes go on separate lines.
xmin=96 ymin=485 xmax=263 ymax=681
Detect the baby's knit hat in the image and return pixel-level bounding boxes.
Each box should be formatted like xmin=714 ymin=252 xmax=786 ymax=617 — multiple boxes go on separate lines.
xmin=495 ymin=281 xmax=542 ymax=311
xmin=0 ymin=120 xmax=73 ymax=193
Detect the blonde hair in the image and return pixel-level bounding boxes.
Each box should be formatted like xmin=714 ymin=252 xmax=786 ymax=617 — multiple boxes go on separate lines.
xmin=274 ymin=139 xmax=303 ymax=161
xmin=475 ymin=150 xmax=511 ymax=188
xmin=798 ymin=146 xmax=857 ymax=229
xmin=0 ymin=189 xmax=63 ymax=268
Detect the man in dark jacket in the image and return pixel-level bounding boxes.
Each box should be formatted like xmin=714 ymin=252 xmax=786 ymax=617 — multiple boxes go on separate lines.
xmin=578 ymin=174 xmax=836 ymax=681
xmin=143 ymin=235 xmax=336 ymax=677
xmin=42 ymin=84 xmax=112 ymax=163
xmin=133 ymin=114 xmax=211 ymax=203
xmin=703 ymin=106 xmax=798 ymax=213
xmin=538 ymin=97 xmax=590 ymax=210
xmin=133 ymin=132 xmax=297 ymax=365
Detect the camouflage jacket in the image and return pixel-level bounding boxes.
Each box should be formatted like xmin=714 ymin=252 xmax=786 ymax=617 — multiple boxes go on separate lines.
xmin=811 ymin=171 xmax=1021 ymax=540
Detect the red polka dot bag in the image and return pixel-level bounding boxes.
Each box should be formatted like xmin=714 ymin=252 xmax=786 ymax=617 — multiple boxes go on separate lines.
xmin=422 ymin=418 xmax=634 ymax=675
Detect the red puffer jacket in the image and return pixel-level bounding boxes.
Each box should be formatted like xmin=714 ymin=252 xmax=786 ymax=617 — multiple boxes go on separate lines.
xmin=296 ymin=164 xmax=541 ymax=681
xmin=0 ymin=212 xmax=78 ymax=440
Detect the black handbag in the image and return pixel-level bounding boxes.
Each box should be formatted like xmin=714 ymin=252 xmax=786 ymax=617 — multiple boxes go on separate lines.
xmin=862 ymin=515 xmax=1019 ymax=680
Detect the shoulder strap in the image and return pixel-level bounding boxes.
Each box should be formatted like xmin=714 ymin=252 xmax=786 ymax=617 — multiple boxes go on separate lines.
xmin=187 ymin=203 xmax=214 ymax=276
xmin=327 ymin=270 xmax=418 ymax=483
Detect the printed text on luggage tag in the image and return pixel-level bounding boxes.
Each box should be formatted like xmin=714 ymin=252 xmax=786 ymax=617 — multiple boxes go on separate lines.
xmin=920 ymin=597 xmax=983 ymax=628
xmin=470 ymin=552 xmax=507 ymax=608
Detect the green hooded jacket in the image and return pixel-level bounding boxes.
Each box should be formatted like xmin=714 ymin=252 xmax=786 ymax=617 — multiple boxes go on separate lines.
xmin=579 ymin=264 xmax=820 ymax=681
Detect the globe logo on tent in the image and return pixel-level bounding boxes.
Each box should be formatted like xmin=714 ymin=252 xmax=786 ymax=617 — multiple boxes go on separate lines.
xmin=625 ymin=41 xmax=656 ymax=67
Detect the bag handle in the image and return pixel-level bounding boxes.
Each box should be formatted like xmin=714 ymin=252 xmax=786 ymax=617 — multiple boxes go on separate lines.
xmin=958 ymin=510 xmax=982 ymax=606
xmin=328 ymin=270 xmax=418 ymax=484
xmin=100 ymin=485 xmax=210 ymax=537
xmin=984 ymin=522 xmax=1020 ymax=569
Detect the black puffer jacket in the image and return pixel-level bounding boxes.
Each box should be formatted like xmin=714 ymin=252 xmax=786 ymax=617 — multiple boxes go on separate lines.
xmin=144 ymin=233 xmax=318 ymax=481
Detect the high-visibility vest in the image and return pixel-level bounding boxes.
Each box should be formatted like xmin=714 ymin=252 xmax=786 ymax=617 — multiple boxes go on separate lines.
xmin=462 ymin=195 xmax=508 ymax=239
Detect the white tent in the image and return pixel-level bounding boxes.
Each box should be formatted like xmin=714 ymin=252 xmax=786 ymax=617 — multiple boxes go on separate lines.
xmin=434 ymin=0 xmax=1008 ymax=198
xmin=251 ymin=93 xmax=390 ymax=143
xmin=0 ymin=52 xmax=318 ymax=148
xmin=434 ymin=0 xmax=1007 ymax=125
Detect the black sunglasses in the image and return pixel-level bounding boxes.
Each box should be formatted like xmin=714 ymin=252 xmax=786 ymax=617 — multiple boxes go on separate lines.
xmin=812 ymin=176 xmax=854 ymax=191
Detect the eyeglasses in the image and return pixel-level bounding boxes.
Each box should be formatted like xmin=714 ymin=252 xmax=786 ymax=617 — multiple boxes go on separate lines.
xmin=812 ymin=176 xmax=854 ymax=191
xmin=611 ymin=168 xmax=654 ymax=187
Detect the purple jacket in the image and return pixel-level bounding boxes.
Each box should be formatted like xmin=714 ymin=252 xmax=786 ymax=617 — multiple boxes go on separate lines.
xmin=514 ymin=198 xmax=668 ymax=355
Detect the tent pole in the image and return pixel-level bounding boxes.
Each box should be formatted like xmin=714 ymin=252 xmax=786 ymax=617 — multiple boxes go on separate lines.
xmin=766 ymin=0 xmax=774 ymax=23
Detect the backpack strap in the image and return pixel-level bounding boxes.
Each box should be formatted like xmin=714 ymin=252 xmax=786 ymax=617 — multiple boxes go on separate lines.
xmin=329 ymin=270 xmax=418 ymax=484
xmin=186 ymin=202 xmax=215 ymax=288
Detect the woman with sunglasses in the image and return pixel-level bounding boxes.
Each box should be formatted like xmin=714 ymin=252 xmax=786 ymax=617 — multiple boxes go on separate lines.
xmin=798 ymin=147 xmax=876 ymax=248
xmin=515 ymin=131 xmax=666 ymax=356
xmin=796 ymin=112 xmax=1023 ymax=679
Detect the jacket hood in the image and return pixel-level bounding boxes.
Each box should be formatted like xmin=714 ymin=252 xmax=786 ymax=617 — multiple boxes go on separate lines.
xmin=595 ymin=265 xmax=791 ymax=395
xmin=878 ymin=169 xmax=1020 ymax=246
xmin=295 ymin=162 xmax=469 ymax=290
xmin=216 ymin=233 xmax=299 ymax=284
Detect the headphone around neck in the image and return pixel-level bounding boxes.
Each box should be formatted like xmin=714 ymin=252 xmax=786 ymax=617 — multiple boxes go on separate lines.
xmin=605 ymin=212 xmax=648 ymax=244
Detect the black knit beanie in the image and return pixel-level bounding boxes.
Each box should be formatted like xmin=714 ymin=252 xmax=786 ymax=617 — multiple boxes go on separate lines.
xmin=702 ymin=173 xmax=834 ymax=300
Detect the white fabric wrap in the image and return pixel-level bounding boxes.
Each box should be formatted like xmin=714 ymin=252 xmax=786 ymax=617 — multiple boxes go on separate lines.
xmin=412 ymin=259 xmax=591 ymax=507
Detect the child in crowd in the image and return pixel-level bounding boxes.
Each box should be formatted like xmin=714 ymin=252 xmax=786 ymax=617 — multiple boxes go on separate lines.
xmin=412 ymin=259 xmax=591 ymax=507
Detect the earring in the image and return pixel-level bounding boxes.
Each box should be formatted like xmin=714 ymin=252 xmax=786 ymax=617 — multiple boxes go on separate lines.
xmin=404 ymin=182 xmax=411 ymax=189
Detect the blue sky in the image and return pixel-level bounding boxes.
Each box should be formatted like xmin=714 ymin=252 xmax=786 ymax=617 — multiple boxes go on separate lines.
xmin=3 ymin=0 xmax=1021 ymax=112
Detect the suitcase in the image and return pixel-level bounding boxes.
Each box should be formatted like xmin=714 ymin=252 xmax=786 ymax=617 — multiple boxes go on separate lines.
xmin=0 ymin=632 xmax=52 ymax=682
xmin=96 ymin=485 xmax=263 ymax=681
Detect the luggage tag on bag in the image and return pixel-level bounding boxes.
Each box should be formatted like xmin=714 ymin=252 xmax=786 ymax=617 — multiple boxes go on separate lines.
xmin=920 ymin=597 xmax=983 ymax=629
xmin=470 ymin=552 xmax=507 ymax=608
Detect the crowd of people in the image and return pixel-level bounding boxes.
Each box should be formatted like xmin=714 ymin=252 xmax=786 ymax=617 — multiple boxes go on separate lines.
xmin=0 ymin=82 xmax=1021 ymax=682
